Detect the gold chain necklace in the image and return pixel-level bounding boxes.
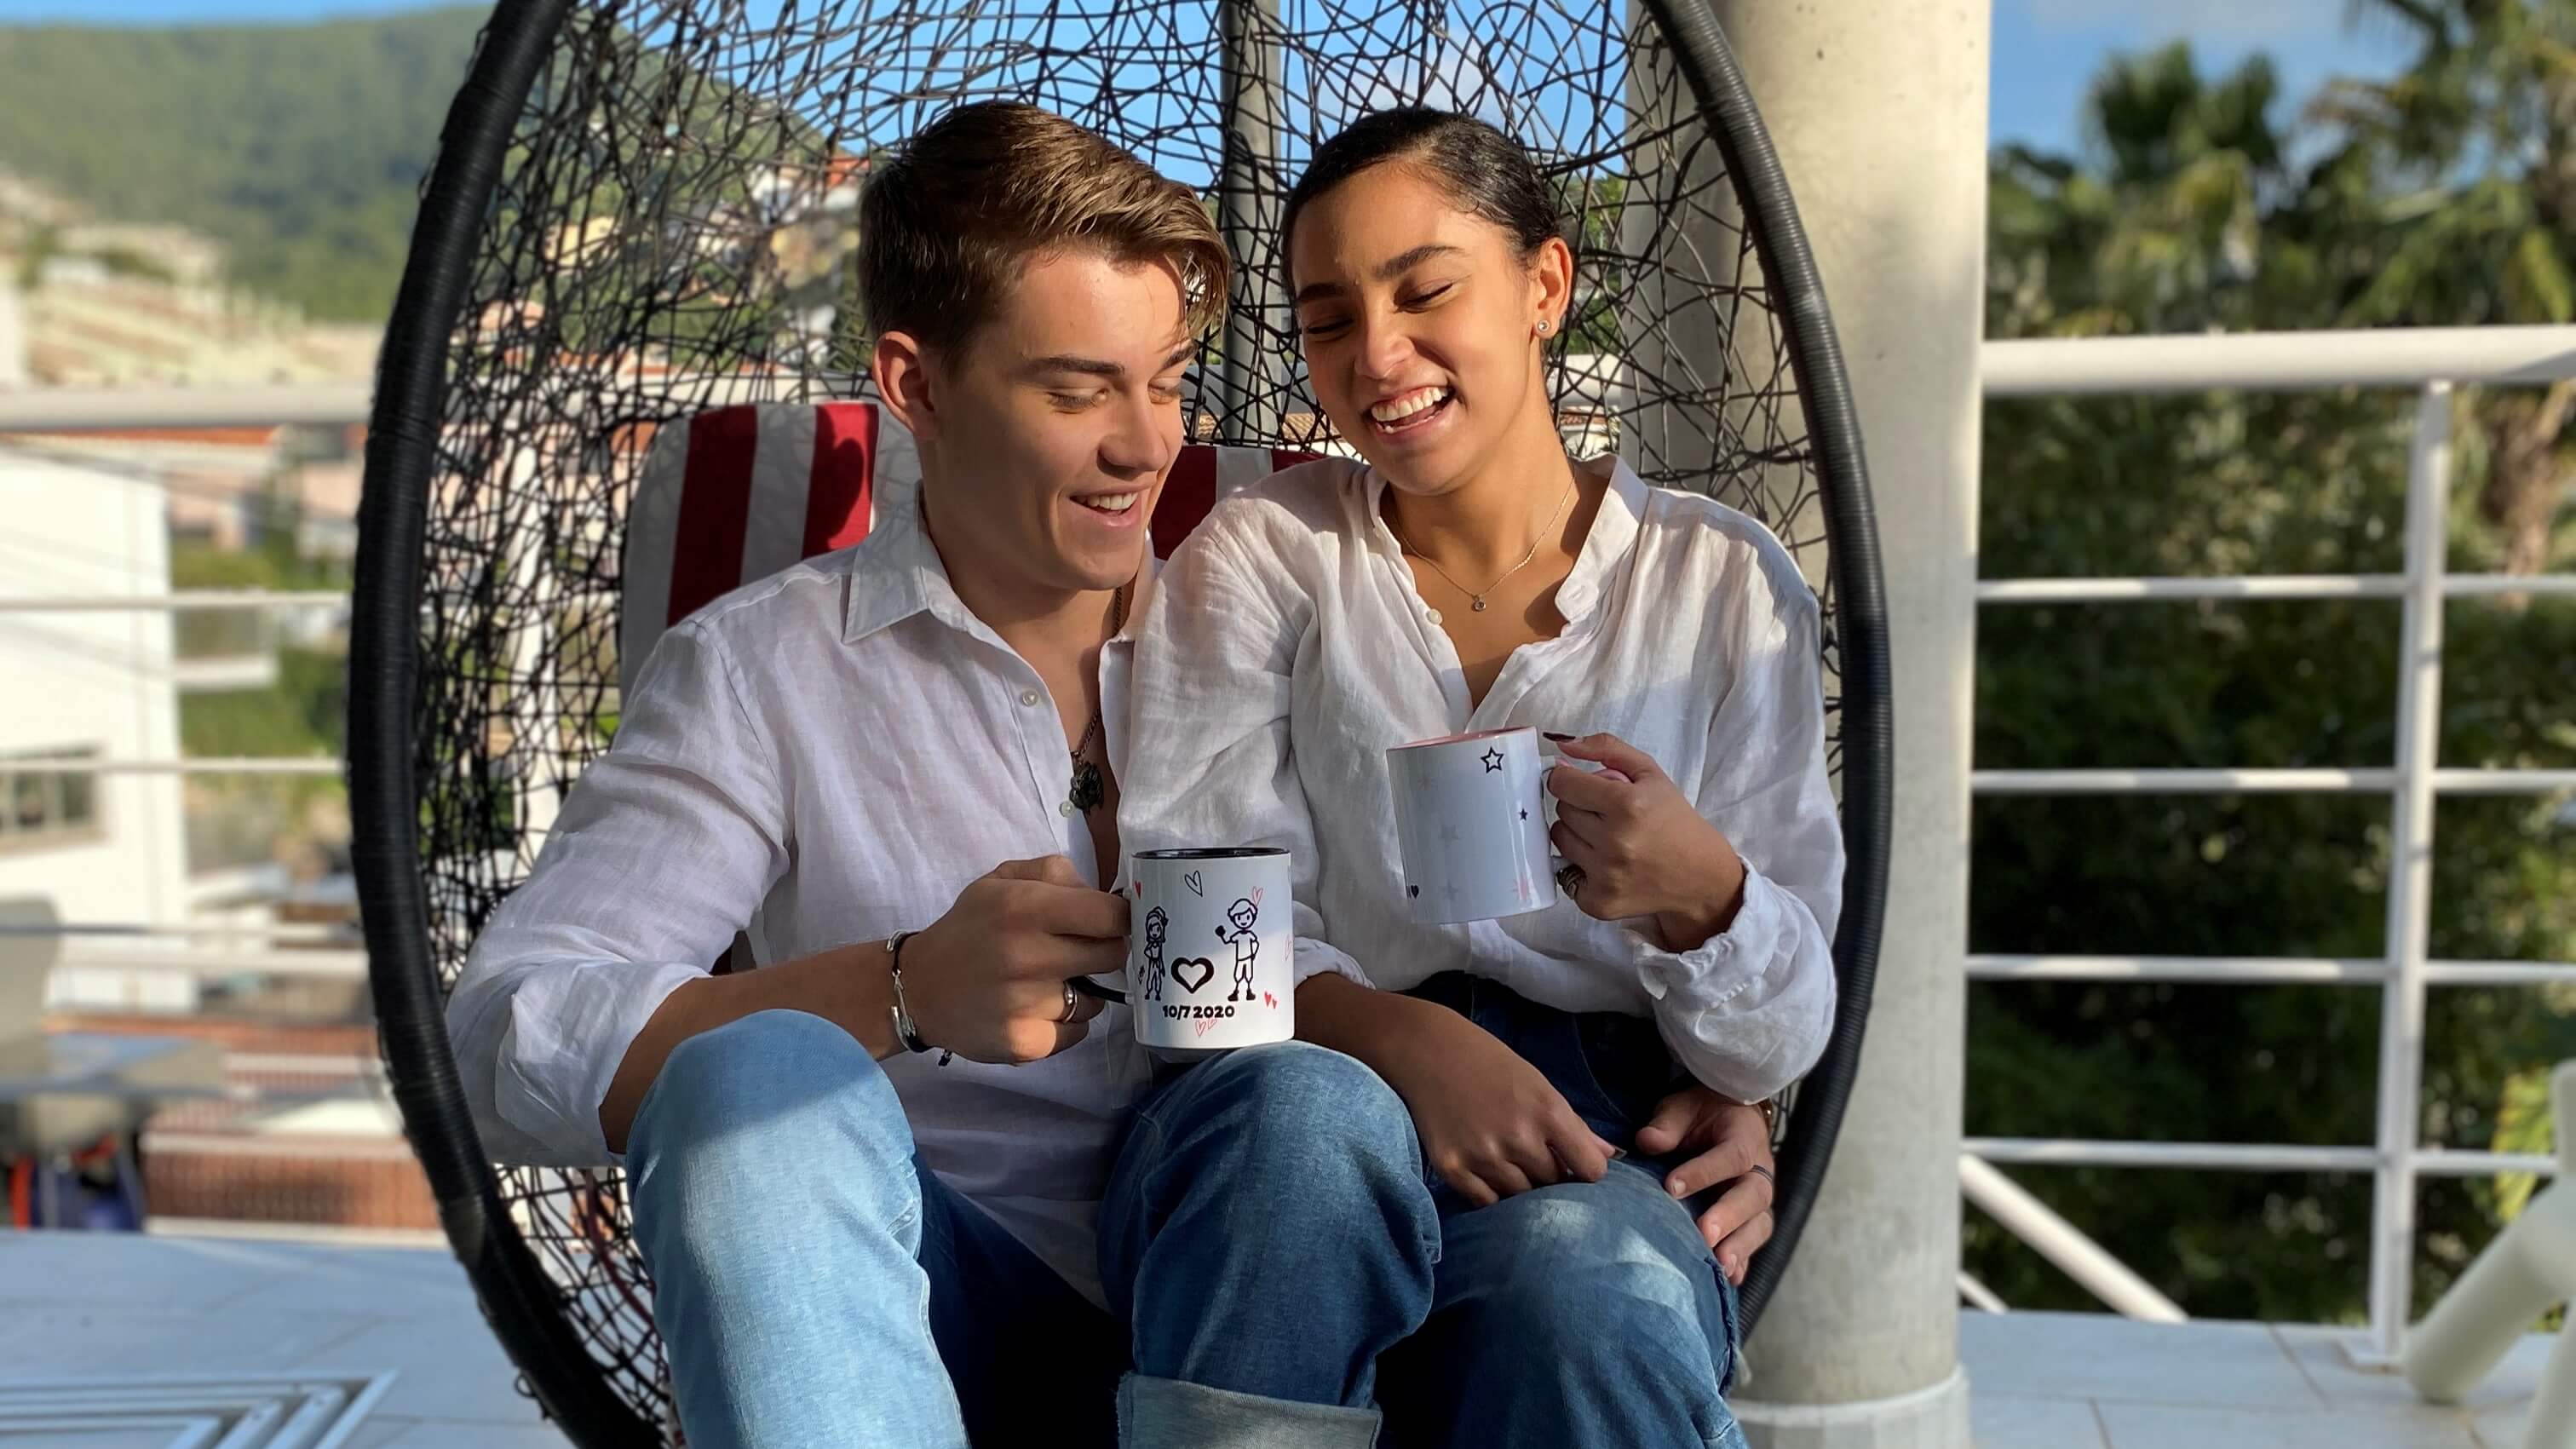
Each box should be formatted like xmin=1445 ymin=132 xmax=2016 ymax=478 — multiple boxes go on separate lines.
xmin=1395 ymin=473 xmax=1578 ymax=612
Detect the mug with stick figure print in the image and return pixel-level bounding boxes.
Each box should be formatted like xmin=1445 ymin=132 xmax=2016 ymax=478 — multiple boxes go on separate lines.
xmin=1072 ymin=848 xmax=1296 ymax=1054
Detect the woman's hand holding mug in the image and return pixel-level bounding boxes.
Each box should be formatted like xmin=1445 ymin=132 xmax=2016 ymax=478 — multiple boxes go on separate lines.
xmin=1544 ymin=732 xmax=1748 ymax=950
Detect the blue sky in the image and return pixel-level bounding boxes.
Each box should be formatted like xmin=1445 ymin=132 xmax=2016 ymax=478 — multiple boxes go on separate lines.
xmin=3 ymin=0 xmax=2425 ymax=154
xmin=1991 ymin=0 xmax=2417 ymax=154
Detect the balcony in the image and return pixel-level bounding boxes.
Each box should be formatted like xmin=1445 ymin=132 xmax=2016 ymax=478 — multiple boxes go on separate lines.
xmin=0 ymin=325 xmax=2567 ymax=1446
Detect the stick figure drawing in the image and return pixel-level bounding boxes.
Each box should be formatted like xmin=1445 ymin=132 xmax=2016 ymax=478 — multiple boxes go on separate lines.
xmin=1215 ymin=897 xmax=1260 ymax=1003
xmin=1140 ymin=906 xmax=1169 ymax=1003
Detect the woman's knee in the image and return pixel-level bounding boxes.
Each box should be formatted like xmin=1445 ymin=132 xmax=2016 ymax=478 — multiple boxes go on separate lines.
xmin=1458 ymin=1178 xmax=1733 ymax=1385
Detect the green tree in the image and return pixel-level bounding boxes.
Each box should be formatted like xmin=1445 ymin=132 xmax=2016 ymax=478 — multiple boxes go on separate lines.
xmin=2317 ymin=0 xmax=2576 ymax=576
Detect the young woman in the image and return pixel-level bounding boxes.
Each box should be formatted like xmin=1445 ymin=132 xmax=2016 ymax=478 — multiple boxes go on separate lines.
xmin=1118 ymin=108 xmax=1842 ymax=1446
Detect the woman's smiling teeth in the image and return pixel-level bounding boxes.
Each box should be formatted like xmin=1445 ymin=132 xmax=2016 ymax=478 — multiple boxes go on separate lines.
xmin=1074 ymin=490 xmax=1142 ymax=515
xmin=1369 ymin=386 xmax=1453 ymax=431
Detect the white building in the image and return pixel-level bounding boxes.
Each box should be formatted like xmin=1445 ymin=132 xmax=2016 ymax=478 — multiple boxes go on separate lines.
xmin=0 ymin=439 xmax=195 ymax=1012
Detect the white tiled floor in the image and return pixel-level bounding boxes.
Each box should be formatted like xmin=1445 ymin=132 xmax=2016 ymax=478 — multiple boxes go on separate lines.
xmin=0 ymin=1230 xmax=570 ymax=1446
xmin=0 ymin=1228 xmax=2553 ymax=1447
xmin=1964 ymin=1311 xmax=2549 ymax=1449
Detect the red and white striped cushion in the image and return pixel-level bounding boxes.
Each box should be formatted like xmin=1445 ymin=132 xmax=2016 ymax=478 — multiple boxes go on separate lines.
xmin=621 ymin=400 xmax=1314 ymax=691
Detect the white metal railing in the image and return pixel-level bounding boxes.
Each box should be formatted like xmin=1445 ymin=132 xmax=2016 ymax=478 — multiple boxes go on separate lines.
xmin=1979 ymin=573 xmax=2576 ymax=601
xmin=0 ymin=590 xmax=349 ymax=613
xmin=1977 ymin=325 xmax=2576 ymax=1364
xmin=1973 ymin=767 xmax=2576 ymax=794
xmin=1969 ymin=954 xmax=2576 ymax=987
xmin=0 ymin=382 xmax=370 ymax=432
xmin=1958 ymin=1153 xmax=2187 ymax=1322
xmin=0 ymin=756 xmax=340 ymax=777
xmin=1980 ymin=325 xmax=2576 ymax=393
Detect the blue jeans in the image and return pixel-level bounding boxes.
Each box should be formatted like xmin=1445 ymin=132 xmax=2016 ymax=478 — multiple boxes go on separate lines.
xmin=1106 ymin=975 xmax=1744 ymax=1448
xmin=628 ymin=999 xmax=1741 ymax=1448
xmin=626 ymin=1009 xmax=1126 ymax=1448
xmin=1377 ymin=974 xmax=1749 ymax=1449
xmin=626 ymin=1011 xmax=1428 ymax=1449
xmin=1098 ymin=1039 xmax=1440 ymax=1446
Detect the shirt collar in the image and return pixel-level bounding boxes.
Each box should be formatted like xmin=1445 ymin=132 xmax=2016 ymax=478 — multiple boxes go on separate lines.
xmin=838 ymin=477 xmax=937 ymax=644
xmin=1557 ymin=453 xmax=1646 ymax=622
xmin=841 ymin=478 xmax=1162 ymax=647
xmin=1360 ymin=451 xmax=1645 ymax=624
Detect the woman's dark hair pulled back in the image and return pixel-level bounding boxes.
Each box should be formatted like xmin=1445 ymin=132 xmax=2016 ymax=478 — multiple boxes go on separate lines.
xmin=1280 ymin=107 xmax=1565 ymax=284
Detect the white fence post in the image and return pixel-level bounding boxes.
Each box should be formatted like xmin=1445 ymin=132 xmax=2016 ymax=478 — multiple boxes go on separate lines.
xmin=2367 ymin=381 xmax=2455 ymax=1364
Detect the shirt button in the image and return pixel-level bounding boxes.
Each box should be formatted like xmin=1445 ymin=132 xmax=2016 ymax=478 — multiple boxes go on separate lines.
xmin=1426 ymin=607 xmax=1443 ymax=624
xmin=1060 ymin=800 xmax=1077 ymax=817
xmin=1020 ymin=689 xmax=1041 ymax=706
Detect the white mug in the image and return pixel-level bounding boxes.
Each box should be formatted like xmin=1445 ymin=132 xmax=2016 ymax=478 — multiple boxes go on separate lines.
xmin=1388 ymin=727 xmax=1574 ymax=924
xmin=1081 ymin=848 xmax=1297 ymax=1054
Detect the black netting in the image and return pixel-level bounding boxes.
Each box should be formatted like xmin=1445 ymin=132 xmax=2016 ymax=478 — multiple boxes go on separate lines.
xmin=389 ymin=0 xmax=1865 ymax=1436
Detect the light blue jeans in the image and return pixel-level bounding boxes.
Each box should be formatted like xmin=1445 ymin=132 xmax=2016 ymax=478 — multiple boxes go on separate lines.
xmin=1373 ymin=973 xmax=1749 ymax=1449
xmin=626 ymin=1003 xmax=1742 ymax=1448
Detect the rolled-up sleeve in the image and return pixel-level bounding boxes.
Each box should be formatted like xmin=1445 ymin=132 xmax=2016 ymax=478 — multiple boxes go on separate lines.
xmin=1120 ymin=518 xmax=1368 ymax=989
xmin=1627 ymin=569 xmax=1841 ymax=1102
xmin=443 ymin=621 xmax=791 ymax=1165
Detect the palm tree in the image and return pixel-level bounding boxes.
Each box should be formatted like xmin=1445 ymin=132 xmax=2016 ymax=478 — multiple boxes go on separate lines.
xmin=2316 ymin=0 xmax=2576 ymax=578
xmin=1989 ymin=44 xmax=2298 ymax=340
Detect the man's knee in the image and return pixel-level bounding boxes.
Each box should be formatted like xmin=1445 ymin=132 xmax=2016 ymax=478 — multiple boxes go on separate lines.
xmin=1156 ymin=1040 xmax=1419 ymax=1184
xmin=632 ymin=1009 xmax=913 ymax=1221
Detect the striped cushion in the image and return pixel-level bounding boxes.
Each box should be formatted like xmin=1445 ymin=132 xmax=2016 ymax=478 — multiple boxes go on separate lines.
xmin=620 ymin=400 xmax=1314 ymax=691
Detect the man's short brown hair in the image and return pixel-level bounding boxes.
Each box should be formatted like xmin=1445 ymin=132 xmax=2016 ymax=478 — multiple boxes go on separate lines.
xmin=857 ymin=101 xmax=1230 ymax=354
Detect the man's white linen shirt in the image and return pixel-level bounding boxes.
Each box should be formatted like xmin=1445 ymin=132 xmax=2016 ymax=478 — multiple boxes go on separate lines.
xmin=446 ymin=491 xmax=1155 ymax=1305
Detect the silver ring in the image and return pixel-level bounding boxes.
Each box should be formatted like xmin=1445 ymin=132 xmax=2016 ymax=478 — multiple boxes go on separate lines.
xmin=1556 ymin=863 xmax=1586 ymax=897
xmin=1060 ymin=982 xmax=1080 ymax=1022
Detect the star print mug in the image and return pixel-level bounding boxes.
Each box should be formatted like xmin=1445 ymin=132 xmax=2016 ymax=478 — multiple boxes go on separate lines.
xmin=1074 ymin=848 xmax=1297 ymax=1055
xmin=1388 ymin=727 xmax=1579 ymax=923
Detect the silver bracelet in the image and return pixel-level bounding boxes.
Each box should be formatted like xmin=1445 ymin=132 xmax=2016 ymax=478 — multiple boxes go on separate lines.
xmin=885 ymin=931 xmax=951 ymax=1065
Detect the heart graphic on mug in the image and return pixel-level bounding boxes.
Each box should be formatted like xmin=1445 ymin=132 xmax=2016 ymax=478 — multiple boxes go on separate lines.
xmin=1170 ymin=957 xmax=1216 ymax=993
xmin=1184 ymin=871 xmax=1205 ymax=898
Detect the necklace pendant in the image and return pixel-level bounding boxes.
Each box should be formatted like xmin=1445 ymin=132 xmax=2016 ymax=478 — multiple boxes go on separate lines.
xmin=1068 ymin=756 xmax=1105 ymax=815
xmin=1471 ymin=595 xmax=1488 ymax=612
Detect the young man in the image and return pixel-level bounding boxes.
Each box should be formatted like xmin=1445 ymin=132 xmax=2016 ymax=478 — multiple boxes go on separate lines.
xmin=445 ymin=102 xmax=1782 ymax=1449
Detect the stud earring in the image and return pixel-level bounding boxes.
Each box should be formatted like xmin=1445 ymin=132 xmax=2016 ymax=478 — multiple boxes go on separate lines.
xmin=1535 ymin=318 xmax=1554 ymax=337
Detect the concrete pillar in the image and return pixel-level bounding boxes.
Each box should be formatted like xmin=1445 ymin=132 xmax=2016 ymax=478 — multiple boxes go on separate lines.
xmin=1653 ymin=2 xmax=1988 ymax=1445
